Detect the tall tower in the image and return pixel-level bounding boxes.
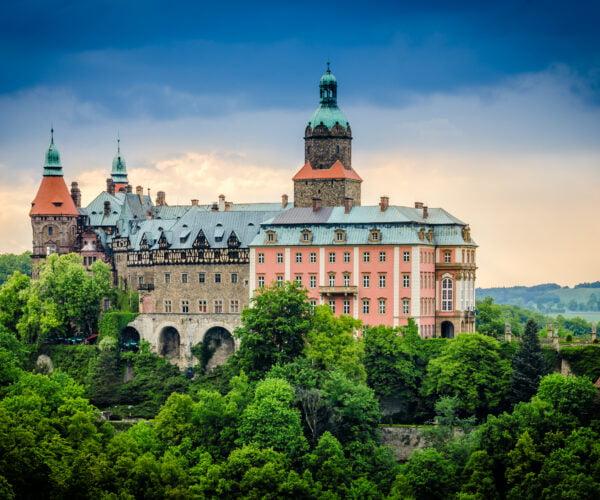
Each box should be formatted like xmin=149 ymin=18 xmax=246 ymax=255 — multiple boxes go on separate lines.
xmin=30 ymin=129 xmax=79 ymax=274
xmin=110 ymin=138 xmax=129 ymax=193
xmin=293 ymin=64 xmax=362 ymax=207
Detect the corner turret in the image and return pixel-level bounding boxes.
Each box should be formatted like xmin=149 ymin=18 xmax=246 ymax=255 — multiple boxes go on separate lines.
xmin=111 ymin=138 xmax=129 ymax=193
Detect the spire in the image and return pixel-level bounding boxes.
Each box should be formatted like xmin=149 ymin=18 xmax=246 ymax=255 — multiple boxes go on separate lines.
xmin=307 ymin=63 xmax=349 ymax=130
xmin=111 ymin=135 xmax=129 ymax=186
xmin=43 ymin=127 xmax=63 ymax=176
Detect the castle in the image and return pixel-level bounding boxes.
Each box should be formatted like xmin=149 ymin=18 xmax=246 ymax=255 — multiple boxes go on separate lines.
xmin=30 ymin=66 xmax=477 ymax=367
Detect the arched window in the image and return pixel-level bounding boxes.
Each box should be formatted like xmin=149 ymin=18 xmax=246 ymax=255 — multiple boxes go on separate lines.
xmin=442 ymin=278 xmax=453 ymax=312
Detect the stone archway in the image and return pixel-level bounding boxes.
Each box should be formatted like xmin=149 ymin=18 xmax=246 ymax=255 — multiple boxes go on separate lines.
xmin=441 ymin=321 xmax=455 ymax=339
xmin=158 ymin=326 xmax=180 ymax=359
xmin=120 ymin=326 xmax=140 ymax=351
xmin=200 ymin=326 xmax=235 ymax=373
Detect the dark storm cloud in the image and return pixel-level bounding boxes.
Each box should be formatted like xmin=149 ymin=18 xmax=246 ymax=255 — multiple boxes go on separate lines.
xmin=1 ymin=0 xmax=599 ymax=118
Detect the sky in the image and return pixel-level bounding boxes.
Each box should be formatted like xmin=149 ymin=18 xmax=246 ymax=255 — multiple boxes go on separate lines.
xmin=1 ymin=0 xmax=599 ymax=288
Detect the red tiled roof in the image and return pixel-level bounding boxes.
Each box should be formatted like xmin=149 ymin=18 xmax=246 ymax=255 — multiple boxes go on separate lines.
xmin=30 ymin=176 xmax=79 ymax=216
xmin=292 ymin=160 xmax=363 ymax=182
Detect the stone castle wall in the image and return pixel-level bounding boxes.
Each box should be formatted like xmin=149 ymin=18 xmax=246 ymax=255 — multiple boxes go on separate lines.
xmin=294 ymin=179 xmax=361 ymax=207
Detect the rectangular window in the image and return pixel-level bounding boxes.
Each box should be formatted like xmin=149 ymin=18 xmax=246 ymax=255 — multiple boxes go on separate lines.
xmin=138 ymin=275 xmax=144 ymax=286
xmin=295 ymin=275 xmax=302 ymax=285
xmin=343 ymin=299 xmax=350 ymax=314
xmin=362 ymin=300 xmax=370 ymax=314
xmin=329 ymin=300 xmax=335 ymax=313
xmin=277 ymin=253 xmax=284 ymax=263
xmin=230 ymin=300 xmax=239 ymax=313
xmin=276 ymin=275 xmax=284 ymax=285
xmin=403 ymin=274 xmax=410 ymax=288
xmin=343 ymin=251 xmax=351 ymax=263
xmin=402 ymin=299 xmax=409 ymax=315
xmin=198 ymin=300 xmax=207 ymax=313
xmin=403 ymin=251 xmax=410 ymax=262
xmin=343 ymin=274 xmax=350 ymax=286
xmin=258 ymin=253 xmax=265 ymax=264
xmin=164 ymin=273 xmax=171 ymax=284
xmin=181 ymin=273 xmax=188 ymax=283
xmin=379 ymin=251 xmax=386 ymax=262
xmin=214 ymin=300 xmax=223 ymax=314
xmin=379 ymin=300 xmax=386 ymax=314
xmin=379 ymin=274 xmax=386 ymax=288
xmin=329 ymin=275 xmax=335 ymax=286
xmin=336 ymin=232 xmax=344 ymax=241
xmin=215 ymin=273 xmax=222 ymax=283
xmin=181 ymin=300 xmax=189 ymax=313
xmin=295 ymin=252 xmax=302 ymax=263
xmin=258 ymin=276 xmax=265 ymax=287
xmin=363 ymin=251 xmax=371 ymax=263
xmin=444 ymin=251 xmax=451 ymax=263
xmin=329 ymin=252 xmax=336 ymax=263
xmin=199 ymin=272 xmax=206 ymax=283
xmin=309 ymin=275 xmax=317 ymax=288
xmin=231 ymin=273 xmax=238 ymax=284
xmin=363 ymin=275 xmax=370 ymax=288
xmin=310 ymin=252 xmax=317 ymax=263
xmin=164 ymin=300 xmax=172 ymax=313
xmin=310 ymin=299 xmax=317 ymax=312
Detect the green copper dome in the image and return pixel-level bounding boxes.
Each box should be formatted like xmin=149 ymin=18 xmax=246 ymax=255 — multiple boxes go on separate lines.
xmin=307 ymin=63 xmax=349 ymax=130
xmin=111 ymin=138 xmax=129 ymax=184
xmin=43 ymin=128 xmax=63 ymax=176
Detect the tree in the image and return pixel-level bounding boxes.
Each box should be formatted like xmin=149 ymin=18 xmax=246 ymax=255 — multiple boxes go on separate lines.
xmin=0 ymin=272 xmax=31 ymax=333
xmin=238 ymin=378 xmax=308 ymax=458
xmin=233 ymin=282 xmax=312 ymax=378
xmin=306 ymin=305 xmax=364 ymax=381
xmin=17 ymin=254 xmax=111 ymax=341
xmin=535 ymin=373 xmax=599 ymax=424
xmin=424 ymin=333 xmax=511 ymax=419
xmin=476 ymin=297 xmax=506 ymax=337
xmin=0 ymin=252 xmax=31 ymax=285
xmin=322 ymin=371 xmax=381 ymax=445
xmin=510 ymin=320 xmax=549 ymax=405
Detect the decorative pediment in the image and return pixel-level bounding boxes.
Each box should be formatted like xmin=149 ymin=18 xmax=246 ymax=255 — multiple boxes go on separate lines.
xmin=227 ymin=231 xmax=241 ymax=248
xmin=193 ymin=229 xmax=210 ymax=248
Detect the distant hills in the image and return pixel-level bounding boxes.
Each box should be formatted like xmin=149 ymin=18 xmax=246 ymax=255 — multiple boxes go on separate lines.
xmin=477 ymin=282 xmax=600 ymax=314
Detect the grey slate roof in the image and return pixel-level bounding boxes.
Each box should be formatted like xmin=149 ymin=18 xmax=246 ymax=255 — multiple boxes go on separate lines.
xmin=251 ymin=205 xmax=475 ymax=247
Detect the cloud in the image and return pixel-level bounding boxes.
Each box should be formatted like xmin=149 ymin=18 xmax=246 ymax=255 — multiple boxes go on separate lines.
xmin=1 ymin=66 xmax=598 ymax=287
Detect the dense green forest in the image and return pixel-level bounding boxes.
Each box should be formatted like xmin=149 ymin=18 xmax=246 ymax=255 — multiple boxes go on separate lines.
xmin=0 ymin=254 xmax=599 ymax=498
xmin=0 ymin=252 xmax=31 ymax=285
xmin=478 ymin=281 xmax=600 ymax=314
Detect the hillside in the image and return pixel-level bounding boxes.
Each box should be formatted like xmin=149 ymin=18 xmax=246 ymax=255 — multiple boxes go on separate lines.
xmin=477 ymin=282 xmax=600 ymax=314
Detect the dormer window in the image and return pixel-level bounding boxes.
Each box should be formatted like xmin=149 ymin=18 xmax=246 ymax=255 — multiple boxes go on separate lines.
xmin=334 ymin=229 xmax=346 ymax=243
xmin=369 ymin=229 xmax=381 ymax=242
xmin=265 ymin=230 xmax=277 ymax=244
xmin=300 ymin=229 xmax=312 ymax=244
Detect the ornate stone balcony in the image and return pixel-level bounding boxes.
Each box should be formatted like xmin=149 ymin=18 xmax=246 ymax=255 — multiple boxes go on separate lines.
xmin=319 ymin=285 xmax=358 ymax=296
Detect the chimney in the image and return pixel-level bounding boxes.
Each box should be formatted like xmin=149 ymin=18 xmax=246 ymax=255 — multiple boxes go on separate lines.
xmin=156 ymin=191 xmax=166 ymax=206
xmin=136 ymin=186 xmax=144 ymax=202
xmin=344 ymin=197 xmax=353 ymax=214
xmin=191 ymin=199 xmax=199 ymax=206
xmin=312 ymin=198 xmax=322 ymax=212
xmin=414 ymin=201 xmax=423 ymax=209
xmin=211 ymin=202 xmax=219 ymax=212
xmin=281 ymin=194 xmax=288 ymax=208
xmin=379 ymin=196 xmax=389 ymax=212
xmin=218 ymin=194 xmax=225 ymax=211
xmin=126 ymin=184 xmax=133 ymax=194
xmin=106 ymin=178 xmax=115 ymax=195
xmin=70 ymin=182 xmax=81 ymax=208
xmin=103 ymin=200 xmax=111 ymax=216
xmin=423 ymin=205 xmax=428 ymax=219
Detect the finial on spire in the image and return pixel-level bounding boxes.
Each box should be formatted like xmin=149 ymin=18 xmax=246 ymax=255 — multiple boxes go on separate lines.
xmin=326 ymin=61 xmax=331 ymax=73
xmin=117 ymin=133 xmax=121 ymax=155
xmin=50 ymin=125 xmax=54 ymax=144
